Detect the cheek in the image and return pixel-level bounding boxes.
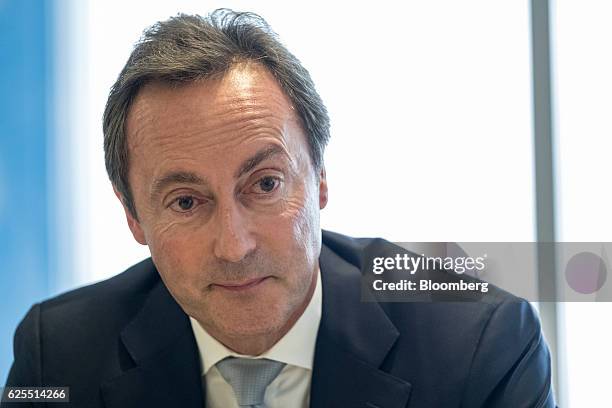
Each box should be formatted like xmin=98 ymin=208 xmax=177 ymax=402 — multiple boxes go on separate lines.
xmin=147 ymin=222 xmax=208 ymax=285
xmin=266 ymin=181 xmax=321 ymax=264
xmin=291 ymin=177 xmax=321 ymax=237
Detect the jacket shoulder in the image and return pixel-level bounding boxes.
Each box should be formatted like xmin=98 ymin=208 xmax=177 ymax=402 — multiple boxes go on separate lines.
xmin=35 ymin=258 xmax=159 ymax=340
xmin=322 ymin=229 xmax=521 ymax=304
xmin=42 ymin=258 xmax=158 ymax=313
xmin=5 ymin=258 xmax=159 ymax=390
xmin=321 ymin=231 xmax=553 ymax=405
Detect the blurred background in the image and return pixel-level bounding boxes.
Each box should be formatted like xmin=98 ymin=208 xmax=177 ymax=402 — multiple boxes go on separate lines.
xmin=1 ymin=0 xmax=611 ymax=406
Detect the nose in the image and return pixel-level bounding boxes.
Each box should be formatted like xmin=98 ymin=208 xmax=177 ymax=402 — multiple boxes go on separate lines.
xmin=213 ymin=201 xmax=256 ymax=263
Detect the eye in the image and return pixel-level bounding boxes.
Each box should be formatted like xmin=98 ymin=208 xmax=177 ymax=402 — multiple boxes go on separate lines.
xmin=251 ymin=176 xmax=282 ymax=194
xmin=170 ymin=195 xmax=198 ymax=212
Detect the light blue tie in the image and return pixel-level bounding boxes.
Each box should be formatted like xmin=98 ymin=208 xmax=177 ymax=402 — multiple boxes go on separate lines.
xmin=215 ymin=357 xmax=285 ymax=408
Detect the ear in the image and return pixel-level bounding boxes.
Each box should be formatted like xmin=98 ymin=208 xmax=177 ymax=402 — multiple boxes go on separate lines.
xmin=318 ymin=166 xmax=328 ymax=209
xmin=113 ymin=186 xmax=147 ymax=245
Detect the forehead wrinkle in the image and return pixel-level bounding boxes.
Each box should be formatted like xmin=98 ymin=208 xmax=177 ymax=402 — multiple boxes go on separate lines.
xmin=144 ymin=118 xmax=286 ymax=160
xmin=127 ymin=64 xmax=298 ymax=152
xmin=205 ymin=97 xmax=290 ymax=132
xmin=126 ymin=100 xmax=157 ymax=158
xmin=149 ymin=103 xmax=288 ymax=154
xmin=204 ymin=116 xmax=285 ymax=147
xmin=193 ymin=95 xmax=297 ymax=151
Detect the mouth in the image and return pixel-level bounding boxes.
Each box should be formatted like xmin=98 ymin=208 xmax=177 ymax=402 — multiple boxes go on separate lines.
xmin=211 ymin=276 xmax=271 ymax=292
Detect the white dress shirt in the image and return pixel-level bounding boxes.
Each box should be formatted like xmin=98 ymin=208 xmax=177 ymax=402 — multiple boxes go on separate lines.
xmin=189 ymin=268 xmax=322 ymax=408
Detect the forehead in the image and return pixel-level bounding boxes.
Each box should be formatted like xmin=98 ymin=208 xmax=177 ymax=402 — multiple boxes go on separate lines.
xmin=125 ymin=62 xmax=304 ymax=161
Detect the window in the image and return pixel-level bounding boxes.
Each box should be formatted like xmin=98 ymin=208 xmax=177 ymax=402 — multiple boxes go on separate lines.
xmin=553 ymin=1 xmax=612 ymax=406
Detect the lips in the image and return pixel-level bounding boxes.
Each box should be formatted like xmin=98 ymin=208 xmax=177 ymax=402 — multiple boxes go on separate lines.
xmin=212 ymin=276 xmax=269 ymax=291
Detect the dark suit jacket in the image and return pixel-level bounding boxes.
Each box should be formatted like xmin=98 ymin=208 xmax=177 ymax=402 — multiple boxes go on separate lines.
xmin=3 ymin=231 xmax=555 ymax=407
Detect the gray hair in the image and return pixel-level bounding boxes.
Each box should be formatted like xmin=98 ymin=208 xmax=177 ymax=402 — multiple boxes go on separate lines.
xmin=103 ymin=9 xmax=330 ymax=219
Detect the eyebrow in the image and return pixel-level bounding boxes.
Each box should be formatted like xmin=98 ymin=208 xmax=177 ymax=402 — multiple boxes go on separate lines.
xmin=149 ymin=145 xmax=286 ymax=201
xmin=150 ymin=171 xmax=207 ymax=201
xmin=235 ymin=144 xmax=286 ymax=179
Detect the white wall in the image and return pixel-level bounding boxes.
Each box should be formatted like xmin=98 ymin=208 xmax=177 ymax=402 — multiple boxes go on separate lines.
xmin=67 ymin=0 xmax=534 ymax=288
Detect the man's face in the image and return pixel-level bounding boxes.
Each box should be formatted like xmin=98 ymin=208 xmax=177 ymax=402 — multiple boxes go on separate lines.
xmin=120 ymin=63 xmax=327 ymax=349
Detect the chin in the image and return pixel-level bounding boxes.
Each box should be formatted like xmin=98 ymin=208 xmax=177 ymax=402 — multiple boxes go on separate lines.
xmin=221 ymin=320 xmax=284 ymax=340
xmin=214 ymin=301 xmax=291 ymax=339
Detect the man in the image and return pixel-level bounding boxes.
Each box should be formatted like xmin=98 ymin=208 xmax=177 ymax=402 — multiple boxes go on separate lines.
xmin=4 ymin=9 xmax=555 ymax=408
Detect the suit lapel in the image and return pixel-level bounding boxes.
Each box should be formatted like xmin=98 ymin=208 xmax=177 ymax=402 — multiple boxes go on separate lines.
xmin=100 ymin=277 xmax=205 ymax=408
xmin=98 ymin=239 xmax=412 ymax=408
xmin=310 ymin=244 xmax=412 ymax=408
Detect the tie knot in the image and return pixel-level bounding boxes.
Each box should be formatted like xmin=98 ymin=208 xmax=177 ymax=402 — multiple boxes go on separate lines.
xmin=215 ymin=357 xmax=285 ymax=407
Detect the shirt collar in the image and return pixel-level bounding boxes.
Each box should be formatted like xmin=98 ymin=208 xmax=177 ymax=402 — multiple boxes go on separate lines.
xmin=189 ymin=267 xmax=322 ymax=374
